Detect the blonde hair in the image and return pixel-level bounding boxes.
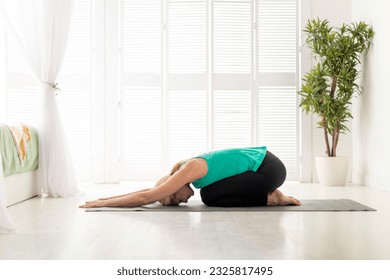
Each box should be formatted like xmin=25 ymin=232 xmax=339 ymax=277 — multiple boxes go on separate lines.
xmin=154 ymin=160 xmax=187 ymax=189
xmin=156 ymin=160 xmax=192 ymax=205
xmin=169 ymin=160 xmax=186 ymax=175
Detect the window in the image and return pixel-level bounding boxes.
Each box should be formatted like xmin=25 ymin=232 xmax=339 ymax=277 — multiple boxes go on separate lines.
xmin=118 ymin=0 xmax=299 ymax=181
xmin=1 ymin=0 xmax=299 ymax=182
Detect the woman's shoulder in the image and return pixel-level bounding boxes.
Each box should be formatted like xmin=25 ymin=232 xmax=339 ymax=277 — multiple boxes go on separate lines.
xmin=184 ymin=158 xmax=207 ymax=170
xmin=180 ymin=158 xmax=208 ymax=181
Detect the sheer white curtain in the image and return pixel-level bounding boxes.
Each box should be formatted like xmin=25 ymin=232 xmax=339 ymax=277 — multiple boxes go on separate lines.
xmin=0 ymin=0 xmax=79 ymax=232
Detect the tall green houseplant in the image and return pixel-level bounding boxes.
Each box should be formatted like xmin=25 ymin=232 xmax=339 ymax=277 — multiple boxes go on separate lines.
xmin=299 ymin=19 xmax=374 ymax=157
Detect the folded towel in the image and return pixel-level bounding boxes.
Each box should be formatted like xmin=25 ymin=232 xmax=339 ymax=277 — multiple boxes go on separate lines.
xmin=5 ymin=123 xmax=31 ymax=165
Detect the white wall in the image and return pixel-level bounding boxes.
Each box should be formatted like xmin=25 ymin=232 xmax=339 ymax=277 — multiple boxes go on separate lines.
xmin=351 ymin=0 xmax=390 ymax=191
xmin=303 ymin=0 xmax=352 ymax=182
xmin=311 ymin=0 xmax=351 ymax=24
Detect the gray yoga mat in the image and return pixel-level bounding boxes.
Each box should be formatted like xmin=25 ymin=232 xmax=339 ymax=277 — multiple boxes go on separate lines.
xmin=85 ymin=199 xmax=376 ymax=212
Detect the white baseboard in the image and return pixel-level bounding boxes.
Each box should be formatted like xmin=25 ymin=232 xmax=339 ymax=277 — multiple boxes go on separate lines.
xmin=352 ymin=170 xmax=390 ymax=191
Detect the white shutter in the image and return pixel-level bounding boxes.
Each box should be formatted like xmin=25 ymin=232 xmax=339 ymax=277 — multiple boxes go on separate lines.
xmin=118 ymin=0 xmax=299 ymax=180
xmin=119 ymin=0 xmax=162 ymax=180
xmin=6 ymin=41 xmax=32 ymax=74
xmin=4 ymin=36 xmax=39 ymax=125
xmin=257 ymin=0 xmax=298 ymax=180
xmin=4 ymin=36 xmax=39 ymax=126
xmin=258 ymin=87 xmax=297 ymax=177
xmin=5 ymin=87 xmax=39 ymax=125
xmin=121 ymin=0 xmax=161 ymax=74
xmin=213 ymin=90 xmax=252 ymax=150
xmin=120 ymin=87 xmax=162 ymax=180
xmin=166 ymin=0 xmax=208 ymax=166
xmin=61 ymin=0 xmax=91 ymax=75
xmin=167 ymin=0 xmax=207 ymax=74
xmin=213 ymin=0 xmax=252 ymax=74
xmin=167 ymin=90 xmax=208 ymax=165
xmin=258 ymin=0 xmax=296 ymax=72
xmin=212 ymin=0 xmax=252 ymax=149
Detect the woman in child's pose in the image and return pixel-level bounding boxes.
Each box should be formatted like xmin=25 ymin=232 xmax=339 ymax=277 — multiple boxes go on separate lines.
xmin=80 ymin=147 xmax=300 ymax=208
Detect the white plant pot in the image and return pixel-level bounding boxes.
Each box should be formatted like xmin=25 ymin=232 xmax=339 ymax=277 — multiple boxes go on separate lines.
xmin=316 ymin=156 xmax=348 ymax=186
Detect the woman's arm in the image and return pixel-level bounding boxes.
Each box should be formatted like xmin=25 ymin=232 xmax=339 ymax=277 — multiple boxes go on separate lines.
xmin=94 ymin=174 xmax=171 ymax=202
xmin=79 ymin=158 xmax=207 ymax=208
xmin=79 ymin=188 xmax=154 ymax=208
xmin=96 ymin=188 xmax=151 ymax=200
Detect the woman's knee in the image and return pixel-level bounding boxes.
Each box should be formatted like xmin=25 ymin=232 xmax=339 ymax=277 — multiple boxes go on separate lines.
xmin=200 ymin=188 xmax=210 ymax=204
xmin=201 ymin=197 xmax=214 ymax=206
xmin=200 ymin=188 xmax=219 ymax=206
xmin=200 ymin=194 xmax=215 ymax=206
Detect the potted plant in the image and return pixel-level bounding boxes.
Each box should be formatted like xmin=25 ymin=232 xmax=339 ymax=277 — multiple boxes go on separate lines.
xmin=299 ymin=19 xmax=374 ymax=185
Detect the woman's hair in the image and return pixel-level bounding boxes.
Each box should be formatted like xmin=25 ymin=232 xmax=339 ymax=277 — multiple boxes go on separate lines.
xmin=169 ymin=160 xmax=186 ymax=175
xmin=155 ymin=160 xmax=189 ymax=205
xmin=154 ymin=160 xmax=185 ymax=188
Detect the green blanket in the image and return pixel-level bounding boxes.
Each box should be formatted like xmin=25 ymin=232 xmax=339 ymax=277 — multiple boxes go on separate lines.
xmin=0 ymin=125 xmax=39 ymax=177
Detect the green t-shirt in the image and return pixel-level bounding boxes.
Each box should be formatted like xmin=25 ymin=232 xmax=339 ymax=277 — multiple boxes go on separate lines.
xmin=192 ymin=146 xmax=267 ymax=189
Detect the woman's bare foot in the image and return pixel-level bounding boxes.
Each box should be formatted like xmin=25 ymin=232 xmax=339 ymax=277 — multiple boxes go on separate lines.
xmin=267 ymin=189 xmax=301 ymax=206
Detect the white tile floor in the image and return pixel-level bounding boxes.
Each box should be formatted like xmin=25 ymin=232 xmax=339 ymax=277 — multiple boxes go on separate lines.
xmin=1 ymin=182 xmax=390 ymax=260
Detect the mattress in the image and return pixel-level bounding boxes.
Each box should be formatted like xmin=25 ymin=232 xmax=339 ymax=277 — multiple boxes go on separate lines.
xmin=0 ymin=124 xmax=39 ymax=177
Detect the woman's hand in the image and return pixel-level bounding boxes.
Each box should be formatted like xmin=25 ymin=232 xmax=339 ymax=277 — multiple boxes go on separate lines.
xmin=79 ymin=199 xmax=107 ymax=208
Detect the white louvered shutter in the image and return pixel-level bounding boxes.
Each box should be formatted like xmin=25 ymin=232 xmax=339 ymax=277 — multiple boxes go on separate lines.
xmin=119 ymin=0 xmax=163 ymax=180
xmin=118 ymin=0 xmax=299 ymax=181
xmin=166 ymin=0 xmax=208 ymax=166
xmin=257 ymin=0 xmax=298 ymax=180
xmin=212 ymin=0 xmax=253 ymax=150
xmin=4 ymin=36 xmax=39 ymax=126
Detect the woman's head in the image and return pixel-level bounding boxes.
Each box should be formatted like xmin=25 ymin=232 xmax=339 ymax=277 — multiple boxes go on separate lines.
xmin=159 ymin=184 xmax=194 ymax=206
xmin=155 ymin=160 xmax=194 ymax=206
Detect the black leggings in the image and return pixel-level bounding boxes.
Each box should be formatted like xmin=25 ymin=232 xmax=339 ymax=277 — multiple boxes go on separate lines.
xmin=200 ymin=151 xmax=286 ymax=207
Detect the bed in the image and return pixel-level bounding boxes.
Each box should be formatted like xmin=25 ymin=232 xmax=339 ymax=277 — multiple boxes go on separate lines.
xmin=0 ymin=124 xmax=39 ymax=232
